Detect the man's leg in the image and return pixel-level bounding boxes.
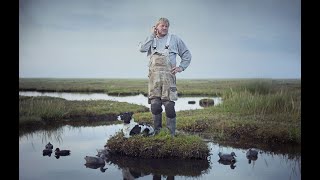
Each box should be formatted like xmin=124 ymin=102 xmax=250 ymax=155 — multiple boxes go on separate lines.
xmin=163 ymin=100 xmax=176 ymax=136
xmin=151 ymin=98 xmax=163 ymax=134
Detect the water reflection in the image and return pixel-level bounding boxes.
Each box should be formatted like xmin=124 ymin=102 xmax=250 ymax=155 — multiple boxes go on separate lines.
xmin=42 ymin=149 xmax=53 ymax=157
xmin=104 ymin=155 xmax=210 ymax=179
xmin=84 ymin=163 xmax=108 ymax=172
xmin=19 ymin=91 xmax=223 ymax=111
xmin=19 ymin=124 xmax=301 ymax=180
xmin=218 ymin=159 xmax=237 ymax=169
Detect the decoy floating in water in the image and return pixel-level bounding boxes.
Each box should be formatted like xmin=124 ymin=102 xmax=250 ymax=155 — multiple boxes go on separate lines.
xmin=55 ymin=148 xmax=71 ymax=156
xmin=218 ymin=152 xmax=237 ymax=162
xmin=45 ymin=142 xmax=53 ymax=149
xmin=246 ymin=148 xmax=258 ymax=164
xmin=84 ymin=154 xmax=106 ymax=165
xmin=42 ymin=148 xmax=53 ymax=157
xmin=84 ymin=153 xmax=107 ymax=172
xmin=246 ymin=148 xmax=258 ymax=157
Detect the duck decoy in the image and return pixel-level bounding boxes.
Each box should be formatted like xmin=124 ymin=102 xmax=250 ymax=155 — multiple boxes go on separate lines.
xmin=45 ymin=142 xmax=53 ymax=149
xmin=54 ymin=148 xmax=71 ymax=156
xmin=218 ymin=152 xmax=237 ymax=162
xmin=84 ymin=154 xmax=107 ymax=173
xmin=246 ymin=148 xmax=258 ymax=157
xmin=84 ymin=155 xmax=106 ymax=165
xmin=42 ymin=148 xmax=53 ymax=157
xmin=246 ymin=148 xmax=258 ymax=164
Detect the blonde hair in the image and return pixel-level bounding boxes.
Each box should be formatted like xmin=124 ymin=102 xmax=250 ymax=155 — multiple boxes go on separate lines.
xmin=155 ymin=17 xmax=170 ymax=28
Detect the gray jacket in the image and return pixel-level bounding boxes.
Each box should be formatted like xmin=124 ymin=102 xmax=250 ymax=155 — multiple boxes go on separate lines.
xmin=139 ymin=33 xmax=191 ymax=71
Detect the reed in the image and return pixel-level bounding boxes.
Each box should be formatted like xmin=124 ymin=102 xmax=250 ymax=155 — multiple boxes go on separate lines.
xmin=19 ymin=96 xmax=67 ymax=123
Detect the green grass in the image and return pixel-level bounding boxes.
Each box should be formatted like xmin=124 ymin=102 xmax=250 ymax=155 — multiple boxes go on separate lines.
xmin=106 ymin=129 xmax=210 ymax=159
xmin=19 ymin=95 xmax=149 ymax=127
xmin=19 ymin=78 xmax=300 ymax=96
xmin=19 ymin=78 xmax=301 ymax=146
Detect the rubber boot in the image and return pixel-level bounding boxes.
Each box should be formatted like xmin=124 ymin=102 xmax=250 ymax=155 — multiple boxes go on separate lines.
xmin=153 ymin=113 xmax=162 ymax=135
xmin=166 ymin=117 xmax=176 ymax=137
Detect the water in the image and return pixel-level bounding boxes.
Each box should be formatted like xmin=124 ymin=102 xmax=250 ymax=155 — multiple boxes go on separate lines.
xmin=19 ymin=125 xmax=301 ymax=180
xmin=19 ymin=91 xmax=223 ymax=111
xmin=19 ymin=91 xmax=300 ymax=180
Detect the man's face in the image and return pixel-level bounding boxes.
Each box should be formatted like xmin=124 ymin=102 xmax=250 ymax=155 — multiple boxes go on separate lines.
xmin=156 ymin=22 xmax=169 ymax=37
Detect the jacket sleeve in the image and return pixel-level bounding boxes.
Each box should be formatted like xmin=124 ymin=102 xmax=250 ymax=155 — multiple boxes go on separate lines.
xmin=177 ymin=38 xmax=192 ymax=71
xmin=138 ymin=34 xmax=155 ymax=56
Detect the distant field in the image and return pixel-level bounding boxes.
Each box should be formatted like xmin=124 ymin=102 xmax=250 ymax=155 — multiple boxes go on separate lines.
xmin=19 ymin=78 xmax=300 ymax=96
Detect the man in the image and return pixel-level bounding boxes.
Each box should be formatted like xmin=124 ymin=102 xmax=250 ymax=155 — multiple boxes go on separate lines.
xmin=138 ymin=17 xmax=191 ymax=136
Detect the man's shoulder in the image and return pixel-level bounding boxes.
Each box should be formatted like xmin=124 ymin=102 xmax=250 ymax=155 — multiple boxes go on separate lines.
xmin=169 ymin=34 xmax=182 ymax=42
xmin=170 ymin=33 xmax=179 ymax=38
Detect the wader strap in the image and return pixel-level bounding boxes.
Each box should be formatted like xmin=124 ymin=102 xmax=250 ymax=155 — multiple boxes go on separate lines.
xmin=152 ymin=34 xmax=171 ymax=50
xmin=153 ymin=37 xmax=157 ymax=49
xmin=165 ymin=34 xmax=171 ymax=49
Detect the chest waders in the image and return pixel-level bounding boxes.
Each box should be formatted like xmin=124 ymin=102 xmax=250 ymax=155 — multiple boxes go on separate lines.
xmin=148 ymin=34 xmax=177 ymax=136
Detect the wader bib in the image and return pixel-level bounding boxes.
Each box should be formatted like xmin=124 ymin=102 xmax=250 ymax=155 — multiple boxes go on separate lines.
xmin=148 ymin=34 xmax=178 ymax=102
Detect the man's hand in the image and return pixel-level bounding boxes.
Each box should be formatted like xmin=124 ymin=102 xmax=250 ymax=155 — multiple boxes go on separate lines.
xmin=171 ymin=67 xmax=182 ymax=75
xmin=151 ymin=26 xmax=157 ymax=36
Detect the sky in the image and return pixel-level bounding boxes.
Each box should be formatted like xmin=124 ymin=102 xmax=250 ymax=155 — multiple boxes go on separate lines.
xmin=19 ymin=0 xmax=301 ymax=79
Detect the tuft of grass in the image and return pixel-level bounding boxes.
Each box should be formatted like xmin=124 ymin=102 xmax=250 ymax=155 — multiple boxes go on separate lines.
xmin=19 ymin=96 xmax=68 ymax=124
xmin=106 ymin=129 xmax=210 ymax=159
xmin=221 ymin=88 xmax=300 ymax=123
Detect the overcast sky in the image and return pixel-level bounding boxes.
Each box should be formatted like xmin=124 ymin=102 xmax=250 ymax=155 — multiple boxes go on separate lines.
xmin=19 ymin=0 xmax=301 ymax=79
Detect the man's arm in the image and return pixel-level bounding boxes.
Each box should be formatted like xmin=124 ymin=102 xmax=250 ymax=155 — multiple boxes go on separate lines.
xmin=177 ymin=38 xmax=192 ymax=71
xmin=138 ymin=34 xmax=155 ymax=53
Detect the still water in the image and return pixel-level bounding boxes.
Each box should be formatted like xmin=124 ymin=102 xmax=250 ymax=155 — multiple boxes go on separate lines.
xmin=19 ymin=124 xmax=301 ymax=180
xmin=18 ymin=91 xmax=222 ymax=111
xmin=19 ymin=91 xmax=300 ymax=180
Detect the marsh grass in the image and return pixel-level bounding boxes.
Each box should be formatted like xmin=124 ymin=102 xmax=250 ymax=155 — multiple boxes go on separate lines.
xmin=175 ymin=80 xmax=301 ymax=144
xmin=19 ymin=78 xmax=301 ymax=146
xmin=19 ymin=78 xmax=148 ymax=95
xmin=19 ymin=96 xmax=68 ymax=123
xmin=106 ymin=129 xmax=210 ymax=159
xmin=19 ymin=95 xmax=149 ymax=126
xmin=20 ymin=78 xmax=293 ymax=96
xmin=222 ymin=88 xmax=300 ymax=122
